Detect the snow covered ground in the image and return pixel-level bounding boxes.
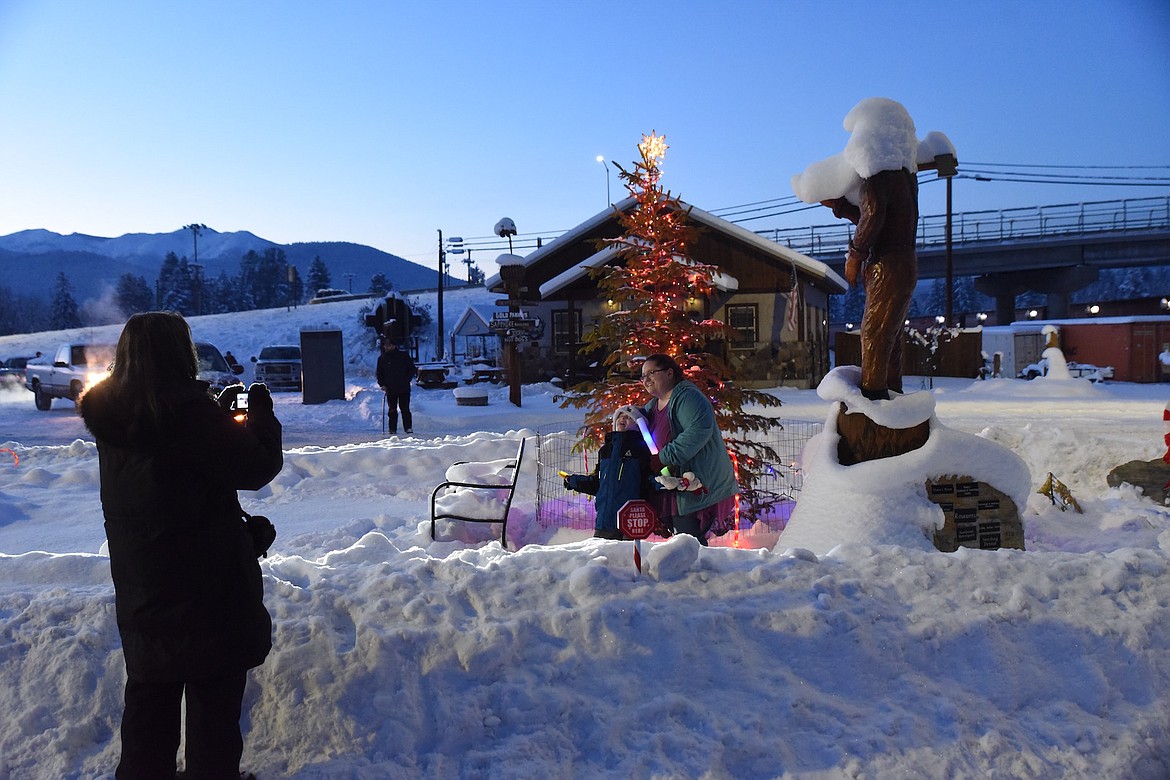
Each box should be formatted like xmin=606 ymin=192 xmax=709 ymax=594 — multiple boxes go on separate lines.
xmin=1 ymin=297 xmax=1169 ymax=778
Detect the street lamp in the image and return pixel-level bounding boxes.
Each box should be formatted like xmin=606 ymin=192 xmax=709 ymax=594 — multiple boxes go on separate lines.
xmin=494 ymin=218 xmax=517 ymax=253
xmin=596 ymin=155 xmax=611 ymax=207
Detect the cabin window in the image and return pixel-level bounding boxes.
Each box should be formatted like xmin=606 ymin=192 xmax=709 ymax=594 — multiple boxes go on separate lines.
xmin=552 ymin=310 xmax=582 ymax=355
xmin=726 ymin=304 xmax=758 ymax=350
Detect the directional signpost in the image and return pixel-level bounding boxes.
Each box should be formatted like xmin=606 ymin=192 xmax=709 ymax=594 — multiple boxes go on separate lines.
xmin=617 ymin=499 xmax=657 ymax=575
xmin=488 ymin=311 xmax=544 ymax=344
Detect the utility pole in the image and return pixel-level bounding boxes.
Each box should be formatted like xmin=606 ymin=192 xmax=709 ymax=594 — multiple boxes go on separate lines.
xmin=436 ymin=229 xmax=445 ymax=361
xmin=183 ymin=223 xmax=207 ymax=316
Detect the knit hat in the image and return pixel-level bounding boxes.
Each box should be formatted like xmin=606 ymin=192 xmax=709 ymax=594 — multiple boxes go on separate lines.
xmin=613 ymin=404 xmax=647 ymax=428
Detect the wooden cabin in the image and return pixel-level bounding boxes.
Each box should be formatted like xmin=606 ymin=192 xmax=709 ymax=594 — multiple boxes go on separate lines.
xmin=484 ymin=197 xmax=847 ymax=388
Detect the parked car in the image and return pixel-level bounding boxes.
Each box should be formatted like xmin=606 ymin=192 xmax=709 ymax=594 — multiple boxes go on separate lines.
xmin=1018 ymin=358 xmax=1114 ymax=382
xmin=195 ymin=342 xmax=244 ymax=394
xmin=252 ymin=345 xmax=302 ymax=391
xmin=0 ymin=356 xmax=37 ymax=388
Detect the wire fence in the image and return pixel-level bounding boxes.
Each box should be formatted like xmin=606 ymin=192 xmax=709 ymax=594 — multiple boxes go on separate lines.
xmin=533 ymin=418 xmax=824 ymax=548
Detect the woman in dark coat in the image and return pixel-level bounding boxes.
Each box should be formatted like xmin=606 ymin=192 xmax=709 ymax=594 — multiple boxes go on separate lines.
xmin=79 ymin=311 xmax=283 ymax=780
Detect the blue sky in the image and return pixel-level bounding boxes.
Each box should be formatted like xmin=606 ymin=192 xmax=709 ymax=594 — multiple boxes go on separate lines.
xmin=1 ymin=0 xmax=1167 ymax=272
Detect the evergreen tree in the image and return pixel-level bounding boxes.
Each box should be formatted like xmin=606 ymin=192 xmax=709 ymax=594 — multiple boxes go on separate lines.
xmin=307 ymin=256 xmax=332 ymax=296
xmin=0 ymin=286 xmax=49 ymax=336
xmin=926 ymin=278 xmax=948 ymax=318
xmin=558 ymin=132 xmax=783 ymax=515
xmin=205 ymin=270 xmax=240 ymax=314
xmin=369 ymin=273 xmax=391 ymax=294
xmin=160 ymin=257 xmax=195 ymax=315
xmin=115 ymin=273 xmax=154 ymax=316
xmin=50 ymin=272 xmax=82 ymax=330
xmin=237 ymin=248 xmax=290 ymax=309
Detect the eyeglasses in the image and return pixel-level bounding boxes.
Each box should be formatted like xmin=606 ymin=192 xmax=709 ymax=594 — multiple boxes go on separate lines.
xmin=641 ymin=368 xmax=668 ymax=382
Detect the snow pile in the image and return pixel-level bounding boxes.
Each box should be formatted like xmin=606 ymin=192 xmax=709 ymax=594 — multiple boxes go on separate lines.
xmin=842 ymin=97 xmax=918 ymax=179
xmin=1 ymin=306 xmax=1170 ymax=777
xmin=790 ymin=96 xmax=956 ymax=206
xmin=782 ymin=367 xmax=1031 ymax=555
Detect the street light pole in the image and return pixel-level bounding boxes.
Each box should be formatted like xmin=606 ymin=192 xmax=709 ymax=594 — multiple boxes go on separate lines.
xmin=932 ymin=154 xmax=958 ymax=326
xmin=183 ymin=223 xmax=207 ymax=316
xmin=596 ymin=155 xmax=611 ymax=206
xmin=436 ymin=229 xmax=445 ymax=361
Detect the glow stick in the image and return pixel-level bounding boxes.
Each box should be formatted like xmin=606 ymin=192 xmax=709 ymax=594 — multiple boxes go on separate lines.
xmin=634 ymin=416 xmax=659 ymax=454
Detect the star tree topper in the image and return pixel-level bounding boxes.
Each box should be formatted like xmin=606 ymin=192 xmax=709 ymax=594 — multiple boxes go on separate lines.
xmin=638 ymin=132 xmax=668 ymax=169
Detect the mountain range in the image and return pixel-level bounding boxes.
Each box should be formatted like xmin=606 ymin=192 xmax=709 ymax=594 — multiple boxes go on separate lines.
xmin=0 ymin=228 xmax=459 ymax=302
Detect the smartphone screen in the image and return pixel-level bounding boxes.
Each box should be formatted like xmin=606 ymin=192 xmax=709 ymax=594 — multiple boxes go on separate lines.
xmin=236 ymin=392 xmax=249 ymax=411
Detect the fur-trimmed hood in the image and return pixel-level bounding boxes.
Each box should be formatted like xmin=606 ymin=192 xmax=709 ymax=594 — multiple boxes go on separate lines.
xmin=79 ymin=378 xmax=212 ymax=448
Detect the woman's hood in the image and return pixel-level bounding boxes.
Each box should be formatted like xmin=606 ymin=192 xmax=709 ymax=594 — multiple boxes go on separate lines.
xmin=79 ymin=378 xmax=210 ymax=448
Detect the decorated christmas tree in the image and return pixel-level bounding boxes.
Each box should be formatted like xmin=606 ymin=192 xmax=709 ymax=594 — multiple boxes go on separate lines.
xmin=559 ymin=132 xmax=783 ymax=515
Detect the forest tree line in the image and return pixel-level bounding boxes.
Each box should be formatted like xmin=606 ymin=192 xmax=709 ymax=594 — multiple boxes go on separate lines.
xmin=0 ymin=251 xmax=401 ymax=336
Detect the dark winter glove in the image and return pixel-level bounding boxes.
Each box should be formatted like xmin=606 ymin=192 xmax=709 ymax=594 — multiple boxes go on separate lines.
xmin=564 ymin=474 xmax=585 ymax=492
xmin=245 ymin=382 xmax=274 ymax=415
xmin=245 ymin=514 xmax=276 ymax=558
xmin=216 ymin=383 xmax=246 ymax=411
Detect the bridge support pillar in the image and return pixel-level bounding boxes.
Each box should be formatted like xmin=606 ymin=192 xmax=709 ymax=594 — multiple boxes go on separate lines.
xmin=975 ymin=265 xmax=1098 ymax=323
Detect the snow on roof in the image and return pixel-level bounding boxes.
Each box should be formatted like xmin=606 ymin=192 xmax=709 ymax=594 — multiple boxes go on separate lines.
xmin=451 ymin=305 xmax=499 ymax=336
xmin=1008 ymin=315 xmax=1170 ymax=327
xmin=486 ymin=195 xmax=846 ymax=295
xmin=483 ymin=196 xmax=638 ymax=290
xmin=538 ymin=244 xmax=740 ymax=299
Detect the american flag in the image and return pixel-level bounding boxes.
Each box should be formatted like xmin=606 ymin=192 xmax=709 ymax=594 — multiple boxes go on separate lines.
xmin=784 ymin=279 xmax=801 ymax=336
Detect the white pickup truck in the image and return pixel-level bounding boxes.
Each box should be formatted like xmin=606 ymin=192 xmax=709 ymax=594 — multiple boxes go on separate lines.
xmin=25 ymin=343 xmax=115 ymax=411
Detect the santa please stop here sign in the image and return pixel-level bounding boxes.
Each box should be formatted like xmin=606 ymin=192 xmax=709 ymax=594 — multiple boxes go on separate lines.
xmin=618 ymin=499 xmax=657 ymax=540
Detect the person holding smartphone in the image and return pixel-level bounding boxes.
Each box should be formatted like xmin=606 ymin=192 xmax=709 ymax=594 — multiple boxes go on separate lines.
xmin=79 ymin=311 xmax=283 ymax=780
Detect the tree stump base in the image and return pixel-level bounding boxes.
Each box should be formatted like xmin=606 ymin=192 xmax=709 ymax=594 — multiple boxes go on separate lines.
xmin=836 ymin=402 xmax=930 ymax=466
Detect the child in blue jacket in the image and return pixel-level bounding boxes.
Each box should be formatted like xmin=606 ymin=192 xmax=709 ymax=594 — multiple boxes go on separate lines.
xmin=563 ymin=406 xmax=660 ymax=540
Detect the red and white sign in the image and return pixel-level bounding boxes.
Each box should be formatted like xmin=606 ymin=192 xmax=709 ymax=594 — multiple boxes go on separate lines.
xmin=618 ymin=499 xmax=657 ymax=540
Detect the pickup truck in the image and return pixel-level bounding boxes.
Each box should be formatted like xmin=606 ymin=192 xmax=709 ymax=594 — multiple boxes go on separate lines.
xmin=25 ymin=343 xmax=116 ymax=411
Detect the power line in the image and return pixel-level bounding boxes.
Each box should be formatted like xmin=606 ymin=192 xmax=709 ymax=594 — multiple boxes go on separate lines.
xmin=438 ymin=161 xmax=1170 ymax=247
xmin=964 ymin=161 xmax=1170 ymax=170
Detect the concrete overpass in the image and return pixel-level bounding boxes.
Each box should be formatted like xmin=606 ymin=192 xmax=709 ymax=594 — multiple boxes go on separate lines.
xmin=761 ymin=197 xmax=1170 ymax=323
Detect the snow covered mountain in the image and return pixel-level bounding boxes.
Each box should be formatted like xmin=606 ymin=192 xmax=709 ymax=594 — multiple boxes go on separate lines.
xmin=0 ymin=227 xmax=446 ymax=302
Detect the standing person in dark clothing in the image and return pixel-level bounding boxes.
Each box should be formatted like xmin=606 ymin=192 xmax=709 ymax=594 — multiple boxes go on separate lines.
xmin=376 ymin=339 xmax=417 ymax=435
xmin=78 ymin=311 xmax=283 ymax=780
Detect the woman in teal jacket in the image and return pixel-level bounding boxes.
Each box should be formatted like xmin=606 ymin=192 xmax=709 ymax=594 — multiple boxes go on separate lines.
xmin=639 ymin=353 xmax=738 ymax=544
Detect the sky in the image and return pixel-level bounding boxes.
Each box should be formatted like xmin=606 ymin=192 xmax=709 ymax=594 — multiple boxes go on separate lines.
xmin=1 ymin=0 xmax=1168 ymax=272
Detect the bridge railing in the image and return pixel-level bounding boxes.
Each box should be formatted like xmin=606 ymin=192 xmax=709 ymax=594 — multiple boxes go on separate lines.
xmin=761 ymin=196 xmax=1170 ymax=259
